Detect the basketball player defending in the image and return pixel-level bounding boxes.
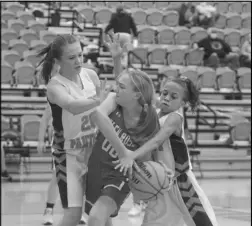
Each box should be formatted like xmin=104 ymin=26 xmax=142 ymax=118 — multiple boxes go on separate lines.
xmin=37 ymin=34 xmax=105 ymax=226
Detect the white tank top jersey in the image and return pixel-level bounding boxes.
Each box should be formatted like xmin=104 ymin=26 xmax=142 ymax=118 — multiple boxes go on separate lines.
xmin=156 ymin=108 xmax=192 ymax=172
xmin=51 ymin=68 xmax=97 ymax=151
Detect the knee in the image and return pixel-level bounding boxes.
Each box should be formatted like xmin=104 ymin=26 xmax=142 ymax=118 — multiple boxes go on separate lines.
xmin=64 ymin=207 xmax=82 ymax=221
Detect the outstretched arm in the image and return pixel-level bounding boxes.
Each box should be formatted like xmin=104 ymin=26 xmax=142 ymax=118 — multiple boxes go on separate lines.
xmin=131 ymin=113 xmax=182 ymax=160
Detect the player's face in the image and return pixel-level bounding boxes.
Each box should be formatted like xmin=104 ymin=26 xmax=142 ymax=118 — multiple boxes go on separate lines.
xmin=57 ymin=42 xmax=83 ymax=75
xmin=160 ymin=82 xmax=185 ymax=114
xmin=115 ymin=72 xmax=139 ymax=107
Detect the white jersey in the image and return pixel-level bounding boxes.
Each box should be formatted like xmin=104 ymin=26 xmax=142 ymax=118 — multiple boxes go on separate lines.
xmin=49 ymin=68 xmax=97 ymax=152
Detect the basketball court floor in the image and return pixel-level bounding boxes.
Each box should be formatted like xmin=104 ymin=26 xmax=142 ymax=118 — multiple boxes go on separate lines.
xmin=2 ymin=178 xmax=250 ymax=226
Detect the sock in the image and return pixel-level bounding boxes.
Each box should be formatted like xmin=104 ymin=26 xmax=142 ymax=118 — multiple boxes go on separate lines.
xmin=46 ymin=202 xmax=54 ymax=209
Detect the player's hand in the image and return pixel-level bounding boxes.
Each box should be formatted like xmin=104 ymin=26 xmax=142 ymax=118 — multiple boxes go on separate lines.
xmin=37 ymin=141 xmax=46 ymax=154
xmin=100 ymin=77 xmax=113 ymax=102
xmin=113 ymin=151 xmax=140 ymax=178
xmin=105 ymin=32 xmax=127 ymax=59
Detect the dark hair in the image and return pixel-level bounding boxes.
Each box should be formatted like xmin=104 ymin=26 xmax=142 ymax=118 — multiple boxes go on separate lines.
xmin=37 ymin=34 xmax=79 ymax=84
xmin=125 ymin=68 xmax=160 ymax=147
xmin=171 ymin=76 xmax=200 ymax=112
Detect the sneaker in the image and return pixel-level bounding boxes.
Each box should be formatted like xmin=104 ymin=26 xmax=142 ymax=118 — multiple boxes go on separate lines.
xmin=43 ymin=208 xmax=53 ymax=225
xmin=1 ymin=170 xmax=12 ymax=181
xmin=79 ymin=214 xmax=87 ymax=224
xmin=128 ymin=202 xmax=146 ymax=217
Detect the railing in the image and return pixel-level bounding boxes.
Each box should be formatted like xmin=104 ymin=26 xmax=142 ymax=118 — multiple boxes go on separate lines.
xmin=194 ymin=101 xmax=218 ymax=146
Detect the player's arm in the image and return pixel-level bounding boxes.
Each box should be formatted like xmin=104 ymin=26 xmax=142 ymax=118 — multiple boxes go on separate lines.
xmin=47 ymin=81 xmax=100 ymax=116
xmin=90 ymin=93 xmax=128 ymax=158
xmin=38 ymin=104 xmax=52 ymax=143
xmin=131 ymin=113 xmax=182 ymax=160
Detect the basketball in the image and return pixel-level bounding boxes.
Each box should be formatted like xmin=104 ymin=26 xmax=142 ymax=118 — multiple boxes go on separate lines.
xmin=129 ymin=161 xmax=174 ymax=202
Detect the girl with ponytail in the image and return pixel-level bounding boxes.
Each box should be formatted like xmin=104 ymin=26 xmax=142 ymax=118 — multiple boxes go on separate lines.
xmin=114 ymin=76 xmax=218 ymax=226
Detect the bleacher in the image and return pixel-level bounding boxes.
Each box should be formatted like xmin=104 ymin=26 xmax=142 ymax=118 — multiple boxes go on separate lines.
xmin=1 ymin=1 xmax=251 ymax=181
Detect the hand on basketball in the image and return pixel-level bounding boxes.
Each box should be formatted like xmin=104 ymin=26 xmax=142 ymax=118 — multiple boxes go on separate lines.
xmin=105 ymin=32 xmax=126 ymax=58
xmin=113 ymin=151 xmax=141 ymax=178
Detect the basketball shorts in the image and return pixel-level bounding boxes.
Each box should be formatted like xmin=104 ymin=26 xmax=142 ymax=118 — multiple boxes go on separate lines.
xmin=53 ymin=149 xmax=88 ymax=208
xmin=85 ymin=173 xmax=130 ymax=217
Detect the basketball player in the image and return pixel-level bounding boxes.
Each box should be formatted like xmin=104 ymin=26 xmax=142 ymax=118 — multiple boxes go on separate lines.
xmin=37 ymin=34 xmax=105 ymax=226
xmin=85 ymin=68 xmax=160 ymax=226
xmin=115 ymin=77 xmax=219 ymax=226
xmin=38 ymin=104 xmax=87 ymax=225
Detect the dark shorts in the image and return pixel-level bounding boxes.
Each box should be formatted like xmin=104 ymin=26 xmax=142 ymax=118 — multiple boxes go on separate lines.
xmin=85 ymin=171 xmax=130 ymax=217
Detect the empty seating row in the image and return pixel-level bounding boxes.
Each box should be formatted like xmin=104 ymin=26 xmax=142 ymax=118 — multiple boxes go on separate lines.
xmin=136 ymin=26 xmax=250 ymax=50
xmin=158 ymin=66 xmax=251 ymax=93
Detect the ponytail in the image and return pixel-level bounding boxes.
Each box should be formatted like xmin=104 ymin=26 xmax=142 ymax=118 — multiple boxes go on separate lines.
xmin=37 ymin=43 xmax=55 ymax=84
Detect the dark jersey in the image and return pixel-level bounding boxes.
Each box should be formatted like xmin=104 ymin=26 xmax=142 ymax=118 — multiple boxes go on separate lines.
xmin=88 ymin=105 xmax=140 ymax=180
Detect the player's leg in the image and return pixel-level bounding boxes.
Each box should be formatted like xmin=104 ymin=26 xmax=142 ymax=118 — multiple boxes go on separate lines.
xmin=43 ymin=170 xmax=58 ymax=225
xmin=88 ymin=179 xmax=130 ymax=226
xmin=55 ymin=152 xmax=83 ymax=226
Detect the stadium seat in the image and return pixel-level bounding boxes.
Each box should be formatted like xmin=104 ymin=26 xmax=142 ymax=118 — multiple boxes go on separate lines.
xmin=215 ymin=2 xmax=229 ymax=14
xmin=214 ymin=14 xmax=227 ymax=29
xmin=163 ymin=11 xmax=179 ymax=27
xmin=237 ymin=67 xmax=251 ymax=92
xmin=180 ymin=66 xmax=199 ymax=85
xmin=1 ymin=10 xmax=17 ymax=21
xmin=2 ymin=50 xmax=21 ymax=66
xmin=1 ymin=116 xmax=10 ymax=133
xmin=2 ymin=19 xmax=8 ymax=28
xmin=27 ymin=20 xmax=46 ymax=34
xmin=77 ymin=6 xmax=95 ymax=24
xmin=240 ymin=29 xmax=251 ymax=46
xmin=208 ymin=27 xmax=225 ymax=40
xmin=94 ymin=7 xmax=112 ymax=25
xmin=167 ymin=46 xmax=186 ymax=66
xmin=8 ymin=19 xmax=26 ymax=34
xmin=241 ymin=13 xmax=251 ymax=29
xmin=155 ymin=1 xmax=169 ymax=10
xmin=159 ymin=66 xmax=180 ymax=82
xmin=226 ymin=13 xmax=242 ymax=29
xmin=147 ymin=45 xmax=167 ymax=67
xmin=17 ymin=10 xmax=35 ymax=26
xmin=230 ymin=121 xmax=251 ymax=146
xmin=13 ymin=61 xmax=36 ymax=86
xmin=123 ymin=2 xmax=139 ymax=9
xmin=131 ymin=8 xmax=147 ymax=26
xmin=2 ymin=40 xmax=9 ymax=51
xmin=30 ymin=39 xmax=47 ymax=51
xmin=19 ymin=29 xmax=39 ymax=46
xmin=224 ymin=29 xmax=241 ymax=52
xmin=216 ymin=67 xmax=236 ymax=91
xmin=197 ymin=67 xmax=217 ymax=91
xmin=229 ymin=2 xmax=243 ymax=14
xmin=106 ymin=1 xmax=122 ymax=9
xmin=40 ymin=30 xmax=57 ymax=44
xmin=5 ymin=2 xmax=24 ymax=13
xmin=139 ymin=1 xmax=154 ymax=10
xmin=174 ymin=27 xmax=191 ymax=48
xmin=242 ymin=2 xmax=251 ymax=13
xmin=9 ymin=39 xmax=29 ymax=56
xmin=128 ymin=46 xmax=148 ymax=67
xmin=1 ymin=60 xmax=14 ymax=85
xmin=20 ymin=115 xmax=41 ymax=146
xmin=185 ymin=49 xmax=204 ymax=66
xmin=89 ymin=1 xmax=106 ymax=8
xmin=2 ymin=28 xmax=19 ymax=43
xmin=190 ymin=27 xmax=209 ymax=43
xmin=146 ymin=9 xmax=164 ymax=26
xmin=137 ymin=26 xmax=156 ymax=44
xmin=23 ymin=50 xmax=41 ymax=67
xmin=156 ymin=26 xmax=175 ymax=46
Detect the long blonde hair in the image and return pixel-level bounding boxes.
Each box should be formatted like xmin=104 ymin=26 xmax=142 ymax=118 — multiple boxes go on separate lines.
xmin=125 ymin=68 xmax=160 ymax=146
